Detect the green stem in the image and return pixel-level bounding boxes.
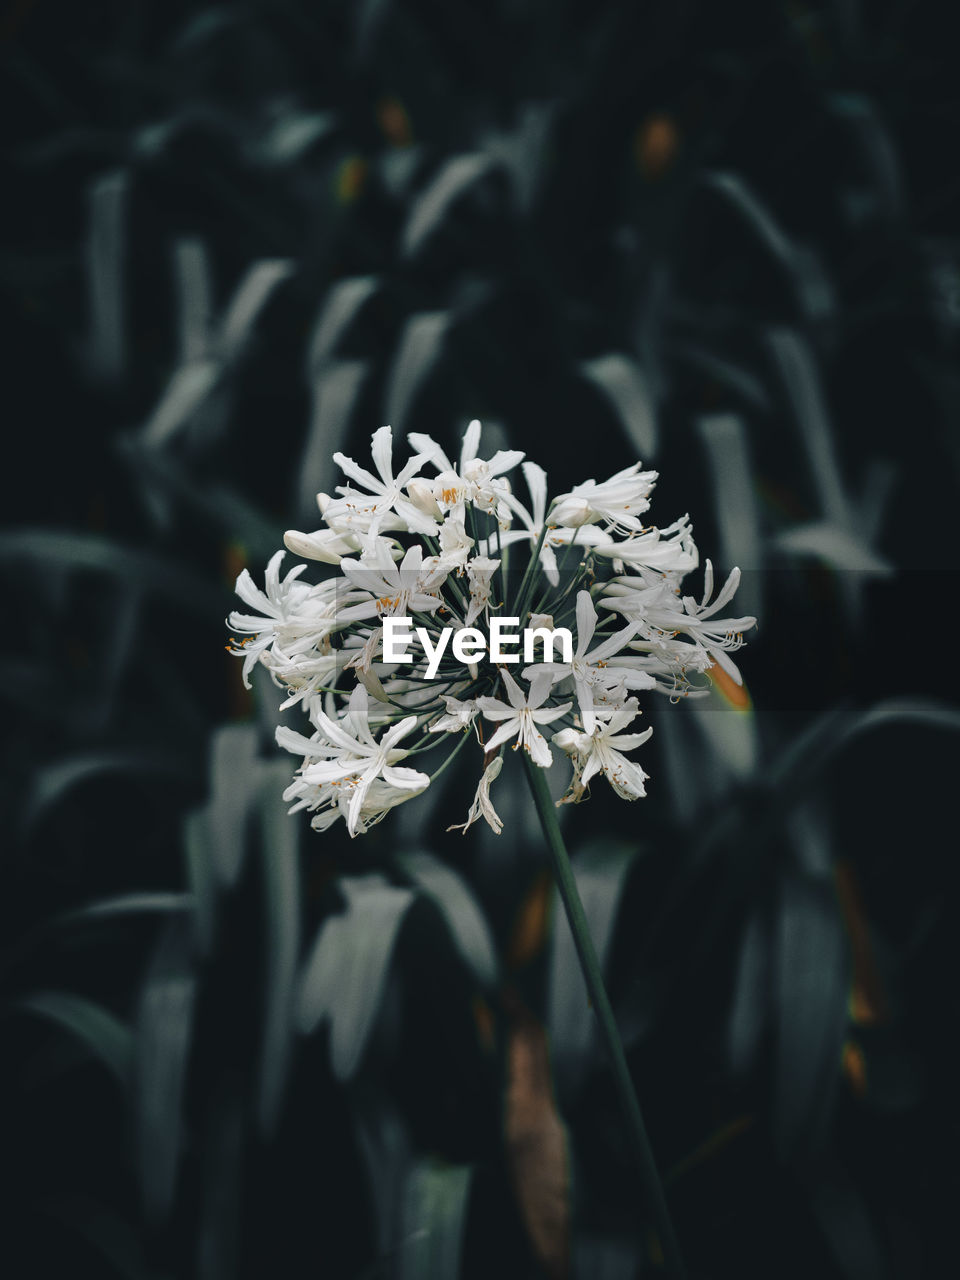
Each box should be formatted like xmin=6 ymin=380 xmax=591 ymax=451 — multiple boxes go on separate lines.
xmin=512 ymin=523 xmax=550 ymax=622
xmin=416 ymin=720 xmax=474 ymax=779
xmin=522 ymin=757 xmax=686 ymax=1279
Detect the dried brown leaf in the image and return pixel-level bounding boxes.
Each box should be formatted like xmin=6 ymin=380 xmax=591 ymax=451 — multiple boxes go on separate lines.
xmin=504 ymin=995 xmax=570 ymax=1280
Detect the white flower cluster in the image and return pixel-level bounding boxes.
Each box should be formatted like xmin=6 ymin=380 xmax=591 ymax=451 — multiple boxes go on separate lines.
xmin=228 ymin=421 xmax=755 ymax=837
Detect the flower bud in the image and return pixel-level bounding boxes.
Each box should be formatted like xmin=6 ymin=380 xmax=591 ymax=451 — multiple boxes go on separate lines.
xmin=550 ymin=496 xmax=593 ymax=527
xmin=284 ymin=528 xmax=349 ymax=564
xmin=406 ymin=479 xmax=442 ymax=519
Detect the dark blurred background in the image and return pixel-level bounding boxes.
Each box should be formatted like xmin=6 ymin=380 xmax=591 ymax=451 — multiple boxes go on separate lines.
xmin=2 ymin=2 xmax=959 ymax=1277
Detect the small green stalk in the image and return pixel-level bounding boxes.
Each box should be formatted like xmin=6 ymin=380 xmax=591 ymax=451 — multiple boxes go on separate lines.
xmin=512 ymin=523 xmax=551 ymax=622
xmin=522 ymin=757 xmax=686 ymax=1279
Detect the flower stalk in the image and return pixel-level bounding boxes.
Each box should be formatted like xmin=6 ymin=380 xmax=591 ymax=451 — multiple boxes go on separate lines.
xmin=522 ymin=755 xmax=686 ymax=1279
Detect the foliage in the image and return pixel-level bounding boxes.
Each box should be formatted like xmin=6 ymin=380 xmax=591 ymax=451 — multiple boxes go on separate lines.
xmin=2 ymin=2 xmax=958 ymax=1276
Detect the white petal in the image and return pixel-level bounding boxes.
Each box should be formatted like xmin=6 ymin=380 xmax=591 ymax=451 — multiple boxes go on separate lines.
xmin=381 ymin=764 xmax=429 ymax=790
xmin=485 ymin=720 xmax=521 ymax=752
xmin=460 ymin=418 xmax=482 ymax=467
xmin=476 ymin=696 xmax=515 ymax=722
xmin=370 ymin=425 xmax=395 ymax=483
xmin=521 ymin=461 xmax=548 ymax=524
xmin=500 ymin=668 xmax=527 ymax=710
xmin=531 ymin=699 xmax=572 ymax=724
xmin=332 ymin=452 xmax=384 ymax=493
xmin=526 ymin=726 xmax=553 ymax=768
xmin=407 ymin=432 xmax=453 ymax=472
xmin=526 ymin=667 xmax=556 ymax=710
xmin=484 ymin=449 xmax=525 ymax=477
xmin=575 ymin=590 xmax=597 ymax=656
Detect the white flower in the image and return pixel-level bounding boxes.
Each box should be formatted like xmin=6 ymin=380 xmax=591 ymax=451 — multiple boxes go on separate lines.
xmin=554 ymin=699 xmax=653 ymax=802
xmin=495 ymin=461 xmax=553 ymax=569
xmin=601 ymin=560 xmax=757 ymax=686
xmin=283 ymin=772 xmax=427 ymax=835
xmin=282 ymin=526 xmax=364 ymax=565
xmin=262 ymin=644 xmax=344 ymax=709
xmin=448 ymin=755 xmax=505 ymax=835
xmin=337 ymin=542 xmax=446 ymax=623
xmin=493 ymin=463 xmax=611 ymax=585
xmin=405 ymin=479 xmax=442 ymax=521
xmin=228 ymin=550 xmax=345 ymax=688
xmin=429 ymin=694 xmax=480 ymax=734
xmin=408 ymin=418 xmax=524 ymax=520
xmin=323 ymin=425 xmax=439 ymax=535
xmin=592 ymin=514 xmax=699 ymax=573
xmin=229 ymin=417 xmax=755 ymax=837
xmin=430 ymin=517 xmax=474 ymax=573
xmin=277 ymin=685 xmax=429 ymax=836
xmin=464 ymin=555 xmax=501 ymax=625
xmin=477 ymin=669 xmax=572 ymax=768
xmin=550 ymin=462 xmax=659 ymax=532
xmin=523 ymin=590 xmax=654 ymax=732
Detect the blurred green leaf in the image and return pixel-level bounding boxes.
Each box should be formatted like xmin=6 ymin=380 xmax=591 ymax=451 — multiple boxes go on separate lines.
xmin=257 ymin=760 xmax=301 ymax=1137
xmin=789 ymin=803 xmax=834 ymax=879
xmin=141 ymin=258 xmax=293 ymax=447
xmin=38 ymin=1196 xmax=152 ymax=1280
xmin=571 ymin=1233 xmax=640 ymax=1279
xmin=652 ymin=692 xmax=728 ymax=824
xmin=704 ymin=171 xmax=797 ymax=266
xmin=0 ymin=530 xmax=226 ymax=619
xmin=217 ymin=258 xmax=295 ymax=357
xmin=548 ymin=839 xmax=638 ymax=1104
xmin=395 ymin=1160 xmax=473 ymax=1280
xmin=705 ymin=174 xmax=833 ymax=320
xmin=394 ymin=850 xmax=498 ymax=988
xmin=402 ymin=154 xmax=498 ymax=257
xmin=767 ymin=328 xmax=849 ymax=527
xmin=184 ymin=810 xmax=217 ymax=955
xmin=354 ymin=1091 xmax=412 ymax=1257
xmin=773 ymin=875 xmax=850 ymax=1164
xmin=299 ymin=360 xmax=371 ymax=521
xmin=17 ymin=991 xmax=133 ymax=1086
xmin=57 ymin=892 xmax=193 ymax=929
xmin=697 ymin=411 xmax=762 ymax=614
xmin=827 ymin=93 xmax=902 ymax=222
xmin=173 ymin=237 xmax=213 ymax=364
xmin=580 ymin=354 xmax=658 ymax=460
xmin=482 ymin=101 xmax=553 ymax=213
xmin=0 ymin=894 xmax=192 ymax=986
xmin=23 ymin=749 xmax=198 ymax=834
xmin=258 ymin=109 xmax=337 ymax=166
xmin=119 ymin=438 xmax=285 ymax=565
xmin=384 ymin=311 xmax=451 ymax=432
xmin=135 ymin=916 xmax=197 ymax=1223
xmin=197 ymin=1077 xmax=245 ymax=1280
xmin=204 ymin=724 xmax=260 ymax=888
xmin=775 ymin=521 xmax=893 ymax=574
xmin=688 ymin=683 xmax=758 ymax=780
xmin=85 ymin=169 xmax=128 ymax=381
xmin=141 ymin=360 xmax=221 ymax=448
xmin=674 ymin=343 xmax=771 ymax=409
xmin=307 ymin=276 xmax=381 ymax=373
xmin=771 ymin=698 xmax=960 ymax=797
xmin=805 ymin=1151 xmax=888 ymax=1280
xmin=727 ymin=907 xmax=770 ymax=1077
xmin=297 ymin=875 xmax=416 ymax=1081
